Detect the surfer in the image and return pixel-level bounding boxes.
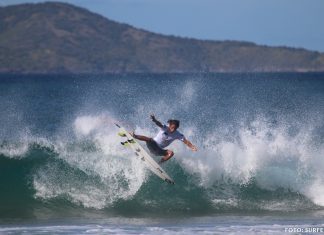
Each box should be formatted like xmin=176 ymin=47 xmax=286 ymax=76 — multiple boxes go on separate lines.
xmin=130 ymin=115 xmax=197 ymax=163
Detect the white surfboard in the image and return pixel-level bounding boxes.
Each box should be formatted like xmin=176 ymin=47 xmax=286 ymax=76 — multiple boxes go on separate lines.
xmin=115 ymin=123 xmax=175 ymax=184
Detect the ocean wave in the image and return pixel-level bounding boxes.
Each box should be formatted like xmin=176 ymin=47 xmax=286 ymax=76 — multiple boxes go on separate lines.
xmin=0 ymin=113 xmax=323 ymax=216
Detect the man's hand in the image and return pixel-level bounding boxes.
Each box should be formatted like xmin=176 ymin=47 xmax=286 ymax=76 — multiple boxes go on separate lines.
xmin=150 ymin=114 xmax=156 ymax=122
xmin=184 ymin=139 xmax=198 ymax=152
xmin=191 ymin=145 xmax=198 ymax=152
xmin=150 ymin=114 xmax=163 ymax=128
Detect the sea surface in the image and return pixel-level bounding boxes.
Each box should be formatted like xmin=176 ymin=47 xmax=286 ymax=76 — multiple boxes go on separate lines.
xmin=0 ymin=73 xmax=324 ymax=234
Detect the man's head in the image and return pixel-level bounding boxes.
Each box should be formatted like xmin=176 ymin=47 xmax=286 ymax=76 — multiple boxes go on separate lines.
xmin=167 ymin=119 xmax=180 ymax=132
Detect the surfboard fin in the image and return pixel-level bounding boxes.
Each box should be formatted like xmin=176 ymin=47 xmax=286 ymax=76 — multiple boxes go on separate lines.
xmin=121 ymin=141 xmax=130 ymax=146
xmin=121 ymin=139 xmax=136 ymax=146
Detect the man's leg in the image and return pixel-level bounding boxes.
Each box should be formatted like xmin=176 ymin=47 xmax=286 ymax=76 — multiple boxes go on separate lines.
xmin=159 ymin=150 xmax=174 ymax=164
xmin=131 ymin=132 xmax=151 ymax=142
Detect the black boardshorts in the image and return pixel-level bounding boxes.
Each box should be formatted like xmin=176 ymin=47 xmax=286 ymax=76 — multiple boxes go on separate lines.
xmin=146 ymin=139 xmax=167 ymax=156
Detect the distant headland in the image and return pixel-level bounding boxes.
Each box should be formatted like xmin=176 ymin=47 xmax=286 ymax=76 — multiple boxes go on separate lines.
xmin=1 ymin=2 xmax=324 ymax=74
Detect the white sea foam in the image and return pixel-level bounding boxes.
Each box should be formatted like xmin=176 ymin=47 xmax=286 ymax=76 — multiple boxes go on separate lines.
xmin=178 ymin=119 xmax=324 ymax=207
xmin=2 ymin=76 xmax=323 ymax=211
xmin=0 ymin=141 xmax=29 ymax=158
xmin=30 ymin=109 xmax=324 ymax=210
xmin=0 ymin=133 xmax=53 ymax=159
xmin=33 ymin=114 xmax=147 ymax=209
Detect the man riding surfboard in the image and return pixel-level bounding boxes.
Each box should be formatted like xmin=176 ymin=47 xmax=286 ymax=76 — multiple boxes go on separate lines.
xmin=131 ymin=115 xmax=197 ymax=163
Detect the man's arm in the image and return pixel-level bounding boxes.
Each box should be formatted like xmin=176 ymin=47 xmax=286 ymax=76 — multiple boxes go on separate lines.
xmin=150 ymin=114 xmax=164 ymax=128
xmin=183 ymin=138 xmax=198 ymax=152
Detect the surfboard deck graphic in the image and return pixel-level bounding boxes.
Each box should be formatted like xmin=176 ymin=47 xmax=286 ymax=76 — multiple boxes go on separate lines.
xmin=115 ymin=123 xmax=175 ymax=184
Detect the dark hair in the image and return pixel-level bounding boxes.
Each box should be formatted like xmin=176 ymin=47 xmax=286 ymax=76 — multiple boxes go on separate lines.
xmin=167 ymin=119 xmax=180 ymax=129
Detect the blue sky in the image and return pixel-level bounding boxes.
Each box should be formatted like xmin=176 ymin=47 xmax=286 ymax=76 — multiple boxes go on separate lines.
xmin=2 ymin=0 xmax=324 ymax=52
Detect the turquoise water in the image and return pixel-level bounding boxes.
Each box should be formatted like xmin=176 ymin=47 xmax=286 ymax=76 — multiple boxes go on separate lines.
xmin=0 ymin=73 xmax=323 ymax=233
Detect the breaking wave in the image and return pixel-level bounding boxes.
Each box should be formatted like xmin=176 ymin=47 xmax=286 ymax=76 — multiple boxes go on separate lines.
xmin=0 ymin=113 xmax=323 ymax=216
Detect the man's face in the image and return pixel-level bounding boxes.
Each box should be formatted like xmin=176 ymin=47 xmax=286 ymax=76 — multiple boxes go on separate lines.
xmin=168 ymin=123 xmax=177 ymax=133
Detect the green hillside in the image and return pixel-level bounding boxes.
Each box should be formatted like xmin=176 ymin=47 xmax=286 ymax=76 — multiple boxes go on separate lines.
xmin=1 ymin=2 xmax=324 ymax=73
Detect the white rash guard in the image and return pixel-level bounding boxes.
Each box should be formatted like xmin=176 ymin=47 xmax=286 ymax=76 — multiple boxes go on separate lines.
xmin=153 ymin=125 xmax=185 ymax=148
